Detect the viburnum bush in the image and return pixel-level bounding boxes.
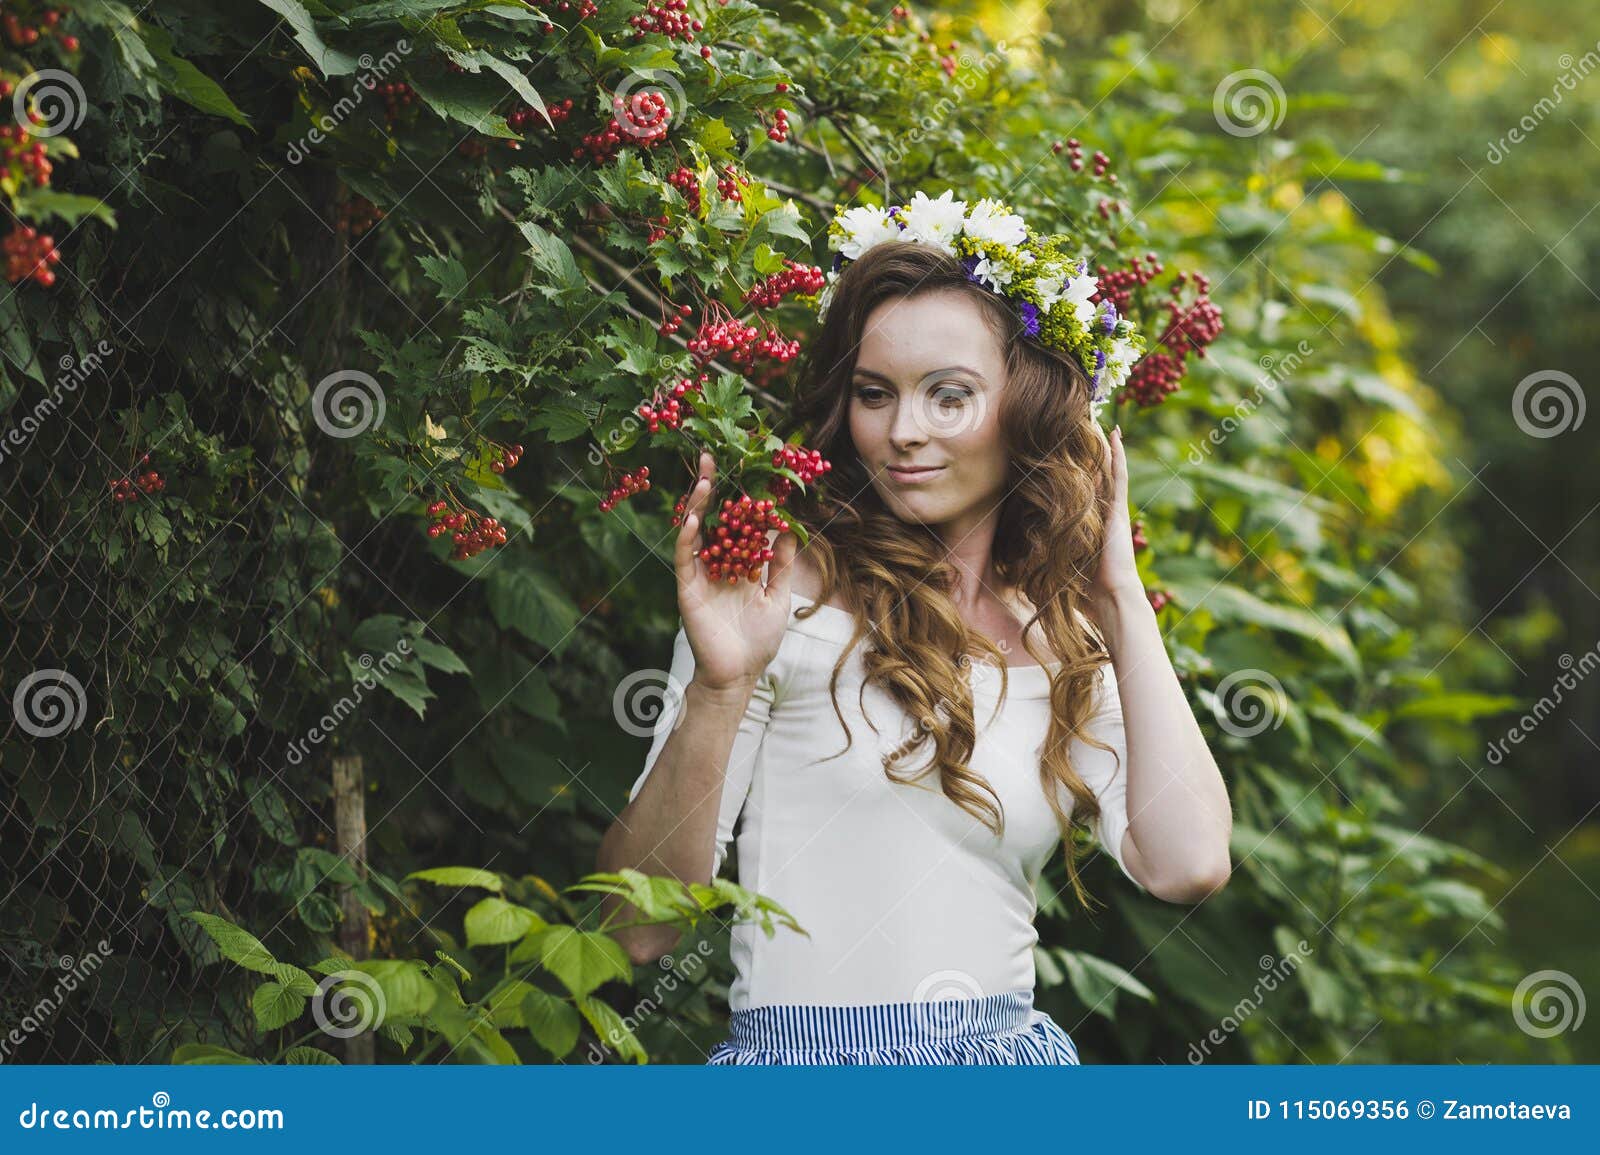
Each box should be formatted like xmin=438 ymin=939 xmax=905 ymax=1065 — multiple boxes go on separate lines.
xmin=0 ymin=0 xmax=1526 ymax=1066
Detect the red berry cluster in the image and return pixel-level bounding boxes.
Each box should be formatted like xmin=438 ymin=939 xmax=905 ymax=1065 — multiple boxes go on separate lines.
xmin=645 ymin=212 xmax=672 ymax=243
xmin=1131 ymin=519 xmax=1148 ymax=553
xmin=668 ymin=165 xmax=700 ymax=213
xmin=109 ymin=455 xmax=164 ymax=503
xmin=4 ymin=8 xmax=77 ymax=51
xmin=1093 ymin=253 xmax=1165 ymax=318
xmin=599 ymin=466 xmax=650 ymax=512
xmin=426 ymin=500 xmax=507 ymax=560
xmin=743 ymin=260 xmax=825 ymax=308
xmin=489 ymin=442 xmax=523 ymax=475
xmin=335 ymin=197 xmax=384 ymax=238
xmin=628 ymin=1 xmax=703 ymax=42
xmin=378 ymin=82 xmax=416 ymax=127
xmin=1147 ymin=589 xmax=1172 ymax=613
xmin=717 ymin=164 xmax=745 ymax=202
xmin=696 ymin=495 xmax=787 ymax=584
xmin=574 ymin=91 xmax=672 ymax=163
xmin=1096 ymin=197 xmax=1130 ymax=221
xmin=0 ymin=124 xmax=51 ymax=188
xmin=656 ymin=301 xmax=693 ymax=337
xmin=1125 ymin=270 xmax=1223 ymax=408
xmin=772 ymin=444 xmax=832 ymax=486
xmin=765 ymin=108 xmax=790 ymax=142
xmin=3 ymin=225 xmax=59 ymax=286
xmin=525 ymin=0 xmax=599 ymax=34
xmin=508 ymin=97 xmax=574 ymax=135
xmin=686 ymin=314 xmax=799 ymax=366
xmin=637 ymin=373 xmax=706 ymax=432
xmin=1054 ymin=138 xmax=1116 ymax=182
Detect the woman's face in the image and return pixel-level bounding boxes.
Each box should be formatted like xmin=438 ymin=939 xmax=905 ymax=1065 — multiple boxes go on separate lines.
xmin=847 ymin=290 xmax=1010 ymax=539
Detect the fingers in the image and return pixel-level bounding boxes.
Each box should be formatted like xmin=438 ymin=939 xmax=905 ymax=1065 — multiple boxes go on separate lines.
xmin=673 ymin=453 xmax=717 ymax=583
xmin=764 ymin=529 xmax=799 ymax=600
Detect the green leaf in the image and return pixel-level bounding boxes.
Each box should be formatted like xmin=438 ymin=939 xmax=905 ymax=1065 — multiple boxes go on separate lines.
xmin=252 ymin=980 xmax=308 ymax=1031
xmin=413 ymin=636 xmax=470 ymax=675
xmin=1169 ymin=581 xmax=1360 ymax=674
xmin=522 ymin=989 xmax=582 ymax=1059
xmin=519 ymin=926 xmax=631 ymax=1000
xmin=1056 ymin=950 xmax=1155 ymax=1021
xmin=140 ymin=24 xmax=250 ymax=126
xmin=517 ymin=221 xmax=584 ymax=291
xmin=343 ymin=960 xmax=437 ymax=1021
xmin=577 ymin=995 xmax=647 ymax=1063
xmin=411 ymin=72 xmax=517 ymax=138
xmin=171 ymin=1042 xmax=258 ymax=1065
xmin=254 ymin=0 xmax=358 ymax=77
xmin=406 ymin=866 xmax=504 ymax=892
xmin=485 ymin=565 xmax=581 ymax=654
xmin=464 ymin=896 xmax=547 ymax=947
xmin=186 ymin=912 xmax=280 ymax=975
xmin=283 ymin=1046 xmax=340 ymax=1065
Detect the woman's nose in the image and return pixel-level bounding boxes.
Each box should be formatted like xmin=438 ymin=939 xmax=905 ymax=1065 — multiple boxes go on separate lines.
xmin=889 ymin=398 xmax=929 ymax=450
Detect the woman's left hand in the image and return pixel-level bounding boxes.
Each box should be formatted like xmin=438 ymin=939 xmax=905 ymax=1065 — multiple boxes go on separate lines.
xmin=1086 ymin=423 xmax=1145 ymax=630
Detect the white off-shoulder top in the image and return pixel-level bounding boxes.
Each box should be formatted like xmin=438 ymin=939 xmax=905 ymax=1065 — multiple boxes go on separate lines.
xmin=627 ymin=589 xmax=1141 ymax=1011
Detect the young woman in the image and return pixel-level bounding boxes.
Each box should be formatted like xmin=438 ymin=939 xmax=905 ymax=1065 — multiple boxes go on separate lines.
xmin=596 ymin=202 xmax=1232 ymax=1065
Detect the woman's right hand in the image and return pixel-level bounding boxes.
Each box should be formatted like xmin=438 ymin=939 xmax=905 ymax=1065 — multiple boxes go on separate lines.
xmin=674 ymin=450 xmax=799 ymax=692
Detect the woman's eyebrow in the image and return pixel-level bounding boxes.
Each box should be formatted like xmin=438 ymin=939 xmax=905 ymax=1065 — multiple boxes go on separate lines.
xmin=851 ymin=366 xmax=985 ymax=382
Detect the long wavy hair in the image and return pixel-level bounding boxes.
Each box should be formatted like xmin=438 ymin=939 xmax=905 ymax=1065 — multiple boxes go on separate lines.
xmin=782 ymin=240 xmax=1122 ymax=911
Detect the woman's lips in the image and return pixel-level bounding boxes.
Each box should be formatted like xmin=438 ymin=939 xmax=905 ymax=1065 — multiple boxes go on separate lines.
xmin=886 ymin=465 xmax=946 ymax=484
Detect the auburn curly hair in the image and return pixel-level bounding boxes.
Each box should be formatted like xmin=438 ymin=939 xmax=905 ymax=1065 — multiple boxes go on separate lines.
xmin=781 ymin=240 xmax=1123 ymax=911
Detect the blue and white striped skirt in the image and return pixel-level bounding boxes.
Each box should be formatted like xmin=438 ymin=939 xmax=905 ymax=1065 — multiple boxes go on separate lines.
xmin=705 ymin=989 xmax=1081 ymax=1066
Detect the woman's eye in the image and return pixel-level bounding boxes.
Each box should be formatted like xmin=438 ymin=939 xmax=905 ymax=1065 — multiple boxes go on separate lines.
xmin=933 ymin=385 xmax=971 ymax=408
xmin=853 ymin=385 xmax=889 ymax=404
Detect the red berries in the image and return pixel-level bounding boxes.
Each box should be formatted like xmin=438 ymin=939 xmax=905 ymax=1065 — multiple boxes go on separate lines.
xmin=1132 ymin=519 xmax=1149 ymax=554
xmin=599 ymin=466 xmax=650 ymax=512
xmin=575 ymin=91 xmax=672 ymax=164
xmin=744 ymin=260 xmax=825 ymax=308
xmin=1124 ymin=269 xmax=1223 ymax=408
xmin=656 ymin=301 xmax=693 ymax=337
xmin=629 ymin=1 xmax=700 ymax=43
xmin=637 ymin=374 xmax=705 ymax=432
xmin=668 ymin=165 xmax=701 ymax=214
xmin=697 ymin=494 xmax=787 ymax=584
xmin=1148 ymin=589 xmax=1172 ymax=613
xmin=687 ymin=307 xmax=801 ymax=366
xmin=771 ymin=444 xmax=831 ymax=485
xmin=1 ymin=124 xmax=52 ymax=189
xmin=335 ymin=197 xmax=383 ymax=238
xmin=766 ymin=108 xmax=790 ymax=143
xmin=109 ymin=461 xmax=164 ymax=504
xmin=507 ymin=97 xmax=573 ymax=134
xmin=3 ymin=225 xmax=59 ymax=287
xmin=717 ymin=164 xmax=746 ymax=203
xmin=426 ymin=500 xmax=507 ymax=560
xmin=488 ymin=443 xmax=523 ymax=475
xmin=378 ymin=82 xmax=416 ymax=128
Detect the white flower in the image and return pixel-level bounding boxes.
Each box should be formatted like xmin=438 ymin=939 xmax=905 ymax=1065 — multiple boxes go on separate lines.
xmin=1105 ymin=336 xmax=1140 ymax=379
xmin=1063 ymin=272 xmax=1101 ymax=326
xmin=970 ymin=256 xmax=1014 ymax=293
xmin=899 ymin=189 xmax=967 ymax=255
xmin=815 ymin=270 xmax=839 ymax=318
xmin=964 ymin=198 xmax=1027 ymax=247
xmin=1033 ymin=263 xmax=1068 ymax=310
xmin=833 ymin=206 xmax=901 ymax=259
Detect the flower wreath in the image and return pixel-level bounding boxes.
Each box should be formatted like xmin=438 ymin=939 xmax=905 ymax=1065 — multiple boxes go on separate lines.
xmin=815 ymin=189 xmax=1145 ymax=418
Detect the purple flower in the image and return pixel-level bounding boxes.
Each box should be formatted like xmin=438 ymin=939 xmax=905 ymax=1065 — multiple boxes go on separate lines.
xmin=961 ymin=254 xmax=984 ymax=284
xmin=831 ymin=252 xmax=845 ymax=272
xmin=1102 ymin=300 xmax=1118 ymax=335
xmin=1089 ymin=348 xmax=1107 ymax=399
xmin=1018 ymin=301 xmax=1040 ymax=337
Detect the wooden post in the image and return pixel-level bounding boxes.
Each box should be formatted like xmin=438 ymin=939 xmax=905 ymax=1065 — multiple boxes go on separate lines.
xmin=331 ymin=752 xmax=374 ymax=1064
